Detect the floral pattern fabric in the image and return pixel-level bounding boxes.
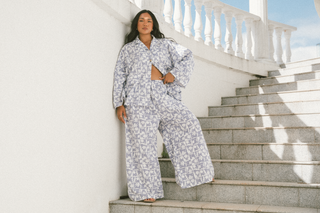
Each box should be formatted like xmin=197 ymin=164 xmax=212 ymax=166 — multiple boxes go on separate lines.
xmin=113 ymin=35 xmax=194 ymax=109
xmin=124 ymin=80 xmax=215 ymax=201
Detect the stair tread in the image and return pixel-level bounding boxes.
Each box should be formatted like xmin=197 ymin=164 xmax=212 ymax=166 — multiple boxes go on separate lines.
xmin=242 ymin=78 xmax=320 ymax=90
xmin=206 ymin=142 xmax=320 ymax=145
xmin=110 ymin=198 xmax=319 ymax=212
xmin=202 ymin=126 xmax=320 ymax=130
xmin=159 ymin=158 xmax=320 ymax=165
xmin=198 ymin=112 xmax=320 ymax=119
xmin=209 ymin=99 xmax=320 ymax=108
xmin=251 ymin=70 xmax=320 ymax=81
xmin=223 ymin=88 xmax=320 ymax=99
xmin=161 ymin=177 xmax=320 ymax=188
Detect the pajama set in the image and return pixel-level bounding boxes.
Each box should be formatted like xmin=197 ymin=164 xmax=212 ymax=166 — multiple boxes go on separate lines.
xmin=113 ymin=35 xmax=214 ymax=201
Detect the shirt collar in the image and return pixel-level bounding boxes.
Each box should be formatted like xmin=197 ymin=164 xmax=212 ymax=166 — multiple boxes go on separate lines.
xmin=134 ymin=35 xmax=158 ymax=50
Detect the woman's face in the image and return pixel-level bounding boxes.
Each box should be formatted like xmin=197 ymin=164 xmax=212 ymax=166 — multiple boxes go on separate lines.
xmin=137 ymin=12 xmax=153 ymax=36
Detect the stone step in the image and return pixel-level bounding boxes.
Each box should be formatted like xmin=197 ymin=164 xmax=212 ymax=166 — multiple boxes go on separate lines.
xmin=236 ymin=79 xmax=320 ymax=95
xmin=268 ymin=63 xmax=320 ymax=77
xmin=202 ymin=127 xmax=320 ymax=143
xmin=160 ymin=178 xmax=320 ymax=209
xmin=207 ymin=143 xmax=320 ymax=161
xmin=208 ymin=100 xmax=320 ymax=117
xmin=250 ymin=70 xmax=320 ymax=86
xmin=159 ymin=159 xmax=320 ymax=183
xmin=198 ymin=113 xmax=320 ymax=128
xmin=222 ymin=89 xmax=320 ymax=105
xmin=110 ymin=198 xmax=320 ymax=213
xmin=284 ymin=57 xmax=320 ymax=69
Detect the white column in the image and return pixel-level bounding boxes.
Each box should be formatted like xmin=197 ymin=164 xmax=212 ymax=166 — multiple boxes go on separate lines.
xmin=275 ymin=27 xmax=284 ymax=65
xmin=183 ymin=0 xmax=193 ymax=37
xmin=235 ymin=14 xmax=244 ymax=58
xmin=163 ymin=0 xmax=173 ymax=24
xmin=194 ymin=0 xmax=203 ymax=42
xmin=213 ymin=6 xmax=223 ymax=51
xmin=249 ymin=0 xmax=270 ymax=61
xmin=284 ymin=30 xmax=292 ymax=63
xmin=204 ymin=3 xmax=213 ymax=46
xmin=268 ymin=24 xmax=275 ymax=61
xmin=224 ymin=11 xmax=234 ymax=54
xmin=173 ymin=0 xmax=183 ymax=32
xmin=244 ymin=18 xmax=254 ymax=60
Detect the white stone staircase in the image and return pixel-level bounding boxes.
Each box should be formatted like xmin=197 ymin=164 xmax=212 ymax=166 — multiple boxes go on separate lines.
xmin=109 ymin=58 xmax=320 ymax=213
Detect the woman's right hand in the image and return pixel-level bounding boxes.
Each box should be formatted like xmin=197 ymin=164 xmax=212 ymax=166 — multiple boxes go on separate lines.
xmin=116 ymin=105 xmax=127 ymax=124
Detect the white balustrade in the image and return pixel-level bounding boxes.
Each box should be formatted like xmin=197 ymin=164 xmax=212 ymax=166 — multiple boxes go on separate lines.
xmin=163 ymin=0 xmax=173 ymax=24
xmin=284 ymin=30 xmax=292 ymax=63
xmin=235 ymin=14 xmax=244 ymax=58
xmin=173 ymin=0 xmax=183 ymax=32
xmin=194 ymin=0 xmax=203 ymax=42
xmin=224 ymin=11 xmax=234 ymax=54
xmin=244 ymin=18 xmax=254 ymax=60
xmin=204 ymin=2 xmax=213 ymax=46
xmin=268 ymin=24 xmax=275 ymax=61
xmin=275 ymin=27 xmax=284 ymax=64
xmin=183 ymin=0 xmax=193 ymax=37
xmin=128 ymin=0 xmax=297 ymax=65
xmin=213 ymin=6 xmax=223 ymax=51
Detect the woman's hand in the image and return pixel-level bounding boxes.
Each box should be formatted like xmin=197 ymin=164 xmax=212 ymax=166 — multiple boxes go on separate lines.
xmin=116 ymin=105 xmax=127 ymax=124
xmin=160 ymin=72 xmax=175 ymax=84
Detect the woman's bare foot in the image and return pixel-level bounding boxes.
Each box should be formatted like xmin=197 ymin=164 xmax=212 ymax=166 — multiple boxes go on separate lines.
xmin=212 ymin=178 xmax=215 ymax=182
xmin=144 ymin=198 xmax=156 ymax=203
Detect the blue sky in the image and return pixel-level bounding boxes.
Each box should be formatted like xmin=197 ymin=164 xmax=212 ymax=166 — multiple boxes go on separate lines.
xmin=167 ymin=0 xmax=320 ymax=61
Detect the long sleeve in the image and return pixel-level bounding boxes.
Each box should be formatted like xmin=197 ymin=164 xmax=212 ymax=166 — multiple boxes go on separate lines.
xmin=112 ymin=47 xmax=127 ymax=109
xmin=167 ymin=40 xmax=195 ymax=88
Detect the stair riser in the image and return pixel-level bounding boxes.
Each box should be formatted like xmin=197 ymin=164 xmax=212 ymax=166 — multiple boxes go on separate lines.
xmin=162 ymin=181 xmax=320 ymax=209
xmin=222 ymin=90 xmax=320 ymax=105
xmin=237 ymin=80 xmax=320 ymax=95
xmin=202 ymin=128 xmax=320 ymax=143
xmin=110 ymin=203 xmax=319 ymax=213
xmin=199 ymin=114 xmax=320 ymax=128
xmin=208 ymin=144 xmax=320 ymax=161
xmin=160 ymin=161 xmax=320 ymax=184
xmin=250 ymin=71 xmax=320 ymax=86
xmin=268 ymin=64 xmax=320 ymax=77
xmin=209 ymin=101 xmax=320 ymax=116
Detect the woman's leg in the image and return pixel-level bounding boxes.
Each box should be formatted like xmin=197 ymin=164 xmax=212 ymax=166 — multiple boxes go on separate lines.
xmin=124 ymin=105 xmax=163 ymax=201
xmin=151 ymin=81 xmax=214 ymax=189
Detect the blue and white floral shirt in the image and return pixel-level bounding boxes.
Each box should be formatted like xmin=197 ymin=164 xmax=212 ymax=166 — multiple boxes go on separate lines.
xmin=113 ymin=35 xmax=194 ymax=108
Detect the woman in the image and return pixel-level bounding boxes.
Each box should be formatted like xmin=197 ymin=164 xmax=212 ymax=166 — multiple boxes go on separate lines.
xmin=113 ymin=10 xmax=214 ymax=203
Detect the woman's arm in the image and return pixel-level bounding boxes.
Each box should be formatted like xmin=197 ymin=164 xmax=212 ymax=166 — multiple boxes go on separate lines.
xmin=167 ymin=40 xmax=195 ymax=88
xmin=113 ymin=47 xmax=127 ymax=109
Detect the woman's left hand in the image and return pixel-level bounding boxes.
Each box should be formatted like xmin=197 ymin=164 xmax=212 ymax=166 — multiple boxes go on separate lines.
xmin=160 ymin=72 xmax=175 ymax=84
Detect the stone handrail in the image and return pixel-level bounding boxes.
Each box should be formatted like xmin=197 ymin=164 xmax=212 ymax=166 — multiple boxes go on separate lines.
xmin=130 ymin=0 xmax=297 ymax=65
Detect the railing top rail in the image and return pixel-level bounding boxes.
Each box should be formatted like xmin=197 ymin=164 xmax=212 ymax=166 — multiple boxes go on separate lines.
xmin=269 ymin=20 xmax=297 ymax=31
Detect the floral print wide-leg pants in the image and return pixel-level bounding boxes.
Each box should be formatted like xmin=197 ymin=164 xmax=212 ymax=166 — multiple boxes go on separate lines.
xmin=124 ymin=80 xmax=214 ymax=201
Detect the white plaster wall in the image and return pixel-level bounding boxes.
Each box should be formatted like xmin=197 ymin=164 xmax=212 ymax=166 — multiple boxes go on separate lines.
xmin=0 ymin=0 xmax=132 ymax=212
xmin=0 ymin=0 xmax=280 ymax=212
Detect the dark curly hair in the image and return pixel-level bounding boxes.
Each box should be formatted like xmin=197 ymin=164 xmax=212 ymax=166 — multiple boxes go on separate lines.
xmin=125 ymin=10 xmax=165 ymax=44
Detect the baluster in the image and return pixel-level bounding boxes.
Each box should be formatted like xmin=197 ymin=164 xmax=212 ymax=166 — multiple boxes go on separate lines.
xmin=284 ymin=30 xmax=292 ymax=63
xmin=173 ymin=0 xmax=183 ymax=32
xmin=224 ymin=11 xmax=234 ymax=54
xmin=204 ymin=3 xmax=213 ymax=46
xmin=163 ymin=0 xmax=173 ymax=24
xmin=194 ymin=0 xmax=203 ymax=42
xmin=268 ymin=24 xmax=275 ymax=61
xmin=244 ymin=18 xmax=253 ymax=60
xmin=183 ymin=0 xmax=193 ymax=37
xmin=213 ymin=6 xmax=223 ymax=51
xmin=235 ymin=14 xmax=244 ymax=58
xmin=275 ymin=27 xmax=284 ymax=64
